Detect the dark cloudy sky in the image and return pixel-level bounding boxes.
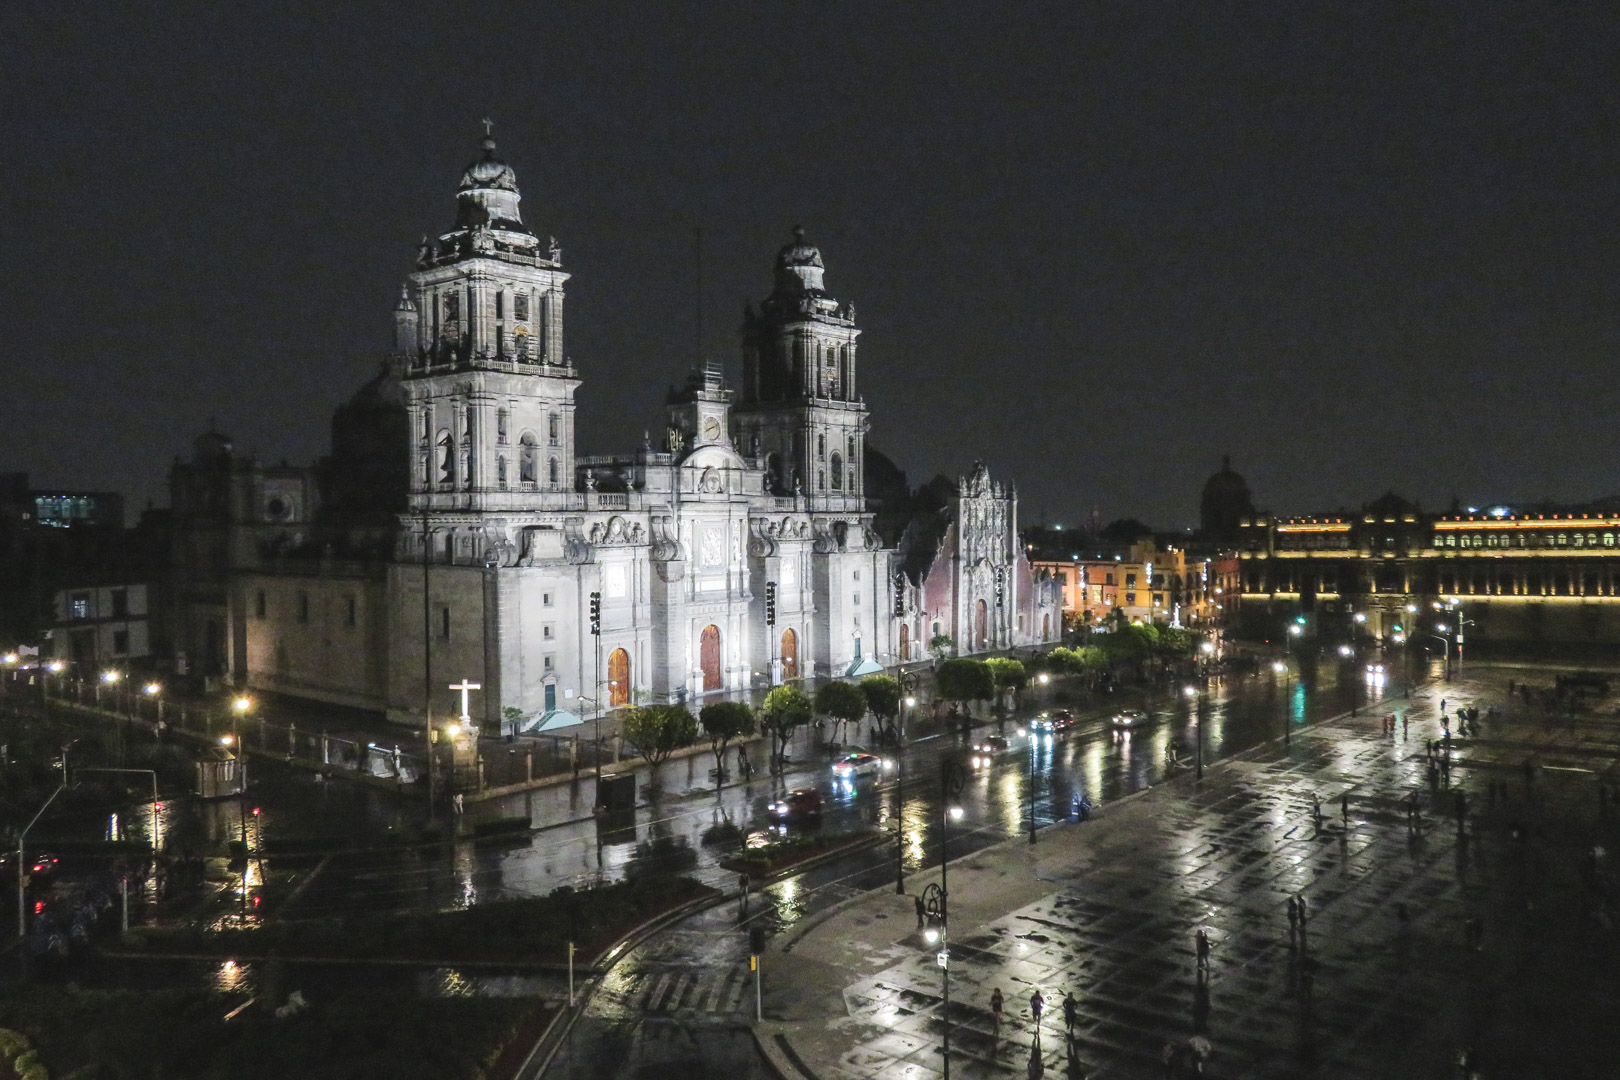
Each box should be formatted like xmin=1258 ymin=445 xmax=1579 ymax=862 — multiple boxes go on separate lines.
xmin=5 ymin=1 xmax=1618 ymax=528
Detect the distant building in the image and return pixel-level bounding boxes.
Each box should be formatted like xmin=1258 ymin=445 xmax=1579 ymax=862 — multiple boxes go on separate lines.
xmin=48 ymin=583 xmax=151 ymax=671
xmin=1237 ymin=494 xmax=1620 ymax=648
xmin=1032 ymin=537 xmax=1217 ymax=630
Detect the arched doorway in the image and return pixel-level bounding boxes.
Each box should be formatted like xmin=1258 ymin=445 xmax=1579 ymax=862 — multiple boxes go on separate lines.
xmin=607 ymin=648 xmax=630 ymax=707
xmin=898 ymin=623 xmax=910 ymax=662
xmin=700 ymin=625 xmax=723 ymax=691
xmin=975 ymin=599 xmax=988 ymax=650
xmin=780 ymin=628 xmax=798 ymax=680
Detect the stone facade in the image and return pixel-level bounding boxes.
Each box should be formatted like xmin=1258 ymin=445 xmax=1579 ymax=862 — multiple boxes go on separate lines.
xmin=210 ymin=131 xmax=1058 ymax=727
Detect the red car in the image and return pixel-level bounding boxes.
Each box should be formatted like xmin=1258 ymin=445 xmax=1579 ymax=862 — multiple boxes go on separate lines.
xmin=769 ymin=789 xmax=824 ymax=822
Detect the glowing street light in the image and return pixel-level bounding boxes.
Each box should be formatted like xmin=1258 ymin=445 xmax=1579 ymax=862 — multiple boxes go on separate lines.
xmin=1338 ymin=645 xmax=1354 ymax=658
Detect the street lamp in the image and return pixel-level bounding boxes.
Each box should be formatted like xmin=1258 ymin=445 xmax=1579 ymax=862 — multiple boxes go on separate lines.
xmin=1273 ymin=661 xmax=1291 ymax=746
xmin=895 ymin=687 xmax=917 ymax=894
xmin=1028 ymin=723 xmax=1039 ymax=845
xmin=935 ymin=761 xmax=966 ymax=1080
xmin=1183 ymin=685 xmax=1203 ymax=780
xmin=97 ymin=669 xmax=120 ymax=708
xmin=144 ymin=682 xmax=163 ymax=725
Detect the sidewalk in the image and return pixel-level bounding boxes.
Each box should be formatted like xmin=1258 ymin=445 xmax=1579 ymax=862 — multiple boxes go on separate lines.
xmin=760 ymin=667 xmax=1620 ymax=1079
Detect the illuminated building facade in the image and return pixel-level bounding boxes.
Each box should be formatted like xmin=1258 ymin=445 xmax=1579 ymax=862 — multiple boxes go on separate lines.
xmin=1237 ymin=494 xmax=1620 ymax=647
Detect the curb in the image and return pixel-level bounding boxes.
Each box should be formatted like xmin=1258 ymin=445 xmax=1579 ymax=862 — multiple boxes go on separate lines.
xmin=752 ymin=1025 xmax=821 ymax=1080
xmin=725 ymin=830 xmax=889 ymax=885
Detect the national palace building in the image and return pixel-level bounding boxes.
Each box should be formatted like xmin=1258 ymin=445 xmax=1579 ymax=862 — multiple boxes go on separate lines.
xmin=1234 ymin=490 xmax=1620 ymax=650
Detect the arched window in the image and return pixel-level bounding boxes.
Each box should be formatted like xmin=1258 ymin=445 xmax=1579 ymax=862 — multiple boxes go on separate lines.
xmin=496 ymin=457 xmax=507 ymax=487
xmin=548 ymin=413 xmax=559 ymax=446
xmin=548 ymin=457 xmax=559 ymax=486
xmin=496 ymin=409 xmax=508 ymax=444
xmin=519 ymin=433 xmax=537 ymax=483
xmin=829 ymin=452 xmax=843 ymax=490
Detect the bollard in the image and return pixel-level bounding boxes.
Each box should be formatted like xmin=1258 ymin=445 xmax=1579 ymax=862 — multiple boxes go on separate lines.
xmin=526 ymin=747 xmax=534 ymax=783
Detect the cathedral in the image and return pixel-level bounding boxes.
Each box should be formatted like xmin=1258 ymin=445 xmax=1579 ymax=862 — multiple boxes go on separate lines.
xmin=179 ymin=131 xmax=1059 ymax=731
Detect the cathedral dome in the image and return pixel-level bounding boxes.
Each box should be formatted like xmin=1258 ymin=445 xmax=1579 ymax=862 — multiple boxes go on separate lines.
xmin=454 ymin=126 xmax=528 ymax=232
xmin=1199 ymin=455 xmax=1254 ymax=541
xmin=459 ymin=134 xmax=519 ymax=192
xmin=773 ymin=225 xmax=827 ymax=295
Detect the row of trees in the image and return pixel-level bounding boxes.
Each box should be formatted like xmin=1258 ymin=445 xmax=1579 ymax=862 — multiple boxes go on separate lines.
xmin=616 ymin=675 xmax=909 ymax=784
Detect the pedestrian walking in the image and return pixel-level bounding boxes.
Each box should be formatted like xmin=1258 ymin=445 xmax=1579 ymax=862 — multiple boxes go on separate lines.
xmin=739 ymin=872 xmax=750 ymax=904
xmin=990 ymin=988 xmax=1004 ymax=1040
xmin=915 ymin=894 xmax=925 ymax=930
xmin=1311 ymin=795 xmax=1322 ymax=830
xmin=1062 ymin=990 xmax=1077 ymax=1036
xmin=1195 ymin=928 xmax=1211 ymax=969
xmin=1287 ymin=896 xmax=1299 ymax=937
xmin=1295 ymin=893 xmax=1307 ymax=926
xmin=1031 ymin=988 xmax=1046 ymax=1028
xmin=1402 ymin=713 xmax=1409 ymax=738
xmin=1441 ymin=697 xmax=1447 ymax=713
xmin=1341 ymin=793 xmax=1350 ymax=824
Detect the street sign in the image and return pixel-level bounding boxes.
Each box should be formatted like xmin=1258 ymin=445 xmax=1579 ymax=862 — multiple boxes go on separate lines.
xmin=936 ymin=949 xmax=949 ymax=969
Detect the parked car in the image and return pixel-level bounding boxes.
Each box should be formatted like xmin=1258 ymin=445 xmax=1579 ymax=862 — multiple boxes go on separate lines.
xmin=1108 ymin=709 xmax=1148 ymax=731
xmin=769 ymin=789 xmax=825 ymax=822
xmin=831 ymin=751 xmax=888 ymax=780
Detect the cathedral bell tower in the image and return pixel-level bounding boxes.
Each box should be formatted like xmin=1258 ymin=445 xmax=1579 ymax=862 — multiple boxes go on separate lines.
xmin=735 ymin=227 xmax=867 ymax=511
xmin=396 ymin=125 xmax=579 ymax=524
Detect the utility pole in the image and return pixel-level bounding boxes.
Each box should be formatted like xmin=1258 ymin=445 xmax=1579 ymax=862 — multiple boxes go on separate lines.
xmin=423 ymin=506 xmax=435 ymax=820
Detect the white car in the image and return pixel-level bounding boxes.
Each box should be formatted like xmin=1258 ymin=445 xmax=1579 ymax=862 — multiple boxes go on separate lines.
xmin=832 ymin=752 xmax=887 ymax=779
xmin=1108 ymin=710 xmax=1148 ymax=730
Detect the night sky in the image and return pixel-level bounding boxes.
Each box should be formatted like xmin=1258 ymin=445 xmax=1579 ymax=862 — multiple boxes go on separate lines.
xmin=6 ymin=2 xmax=1618 ymax=529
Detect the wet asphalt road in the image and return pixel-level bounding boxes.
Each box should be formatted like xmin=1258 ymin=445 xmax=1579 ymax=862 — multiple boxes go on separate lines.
xmin=284 ymin=657 xmax=1378 ymax=925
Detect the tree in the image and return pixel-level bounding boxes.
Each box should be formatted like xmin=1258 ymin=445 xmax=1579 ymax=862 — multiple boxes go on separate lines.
xmin=860 ymin=675 xmax=901 ymax=744
xmin=816 ymin=680 xmax=868 ymax=747
xmin=621 ymin=704 xmax=698 ymax=768
xmin=984 ymin=657 xmax=1027 ymax=711
xmin=759 ymin=685 xmax=812 ymax=773
xmin=699 ymin=701 xmax=755 ymax=786
xmin=935 ymin=658 xmax=994 ymax=716
xmin=929 ymin=633 xmax=955 ymax=662
xmin=502 ymin=706 xmax=525 ymax=739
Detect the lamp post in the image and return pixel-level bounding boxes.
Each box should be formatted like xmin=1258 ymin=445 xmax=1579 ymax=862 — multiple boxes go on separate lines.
xmin=1183 ymin=684 xmax=1204 ymax=780
xmin=929 ymin=760 xmax=966 ymax=1080
xmin=895 ymin=687 xmax=917 ymax=894
xmin=1027 ymin=720 xmax=1040 ymax=844
xmin=1272 ymin=661 xmax=1291 ymax=746
xmin=98 ymin=668 xmax=120 ymax=709
xmin=230 ymin=696 xmax=252 ymax=922
xmin=143 ymin=682 xmax=163 ymax=724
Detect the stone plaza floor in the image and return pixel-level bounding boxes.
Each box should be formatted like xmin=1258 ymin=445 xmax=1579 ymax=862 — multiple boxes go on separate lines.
xmin=761 ymin=665 xmax=1620 ymax=1079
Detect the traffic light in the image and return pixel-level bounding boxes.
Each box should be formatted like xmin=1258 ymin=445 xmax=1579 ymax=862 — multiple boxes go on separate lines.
xmin=749 ymin=925 xmax=767 ymax=955
xmin=589 ymin=591 xmax=601 ymax=635
xmin=764 ymin=582 xmax=777 ymax=627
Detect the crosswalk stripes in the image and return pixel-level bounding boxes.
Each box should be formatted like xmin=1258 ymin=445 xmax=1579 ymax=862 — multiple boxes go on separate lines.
xmin=627 ymin=966 xmax=750 ymax=1016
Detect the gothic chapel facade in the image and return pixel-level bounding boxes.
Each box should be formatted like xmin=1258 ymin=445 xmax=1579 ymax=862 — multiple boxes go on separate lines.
xmin=227 ymin=132 xmax=1058 ymax=730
